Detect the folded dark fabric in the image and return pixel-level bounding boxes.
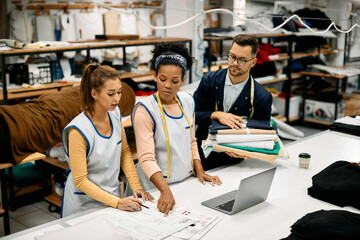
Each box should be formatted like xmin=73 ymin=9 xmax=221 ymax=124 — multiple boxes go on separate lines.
xmin=330 ymin=122 xmax=360 ymax=136
xmin=308 ymin=161 xmax=360 ymax=209
xmin=330 ymin=116 xmax=360 ymax=137
xmin=282 ymin=210 xmax=360 ymax=240
xmin=209 ymin=119 xmax=275 ymax=134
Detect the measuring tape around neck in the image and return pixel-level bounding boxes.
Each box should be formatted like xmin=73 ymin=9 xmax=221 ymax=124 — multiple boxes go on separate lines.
xmin=155 ymin=92 xmax=194 ymax=183
xmin=249 ymin=76 xmax=255 ymax=119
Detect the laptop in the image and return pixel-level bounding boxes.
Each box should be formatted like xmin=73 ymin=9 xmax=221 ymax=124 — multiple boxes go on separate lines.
xmin=201 ymin=167 xmax=276 ymax=215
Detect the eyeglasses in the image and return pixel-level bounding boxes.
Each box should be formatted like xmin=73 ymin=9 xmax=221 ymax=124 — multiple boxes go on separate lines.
xmin=228 ymin=54 xmax=254 ymax=66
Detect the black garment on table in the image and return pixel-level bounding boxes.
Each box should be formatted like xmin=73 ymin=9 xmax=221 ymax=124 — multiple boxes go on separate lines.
xmin=282 ymin=209 xmax=360 ymax=240
xmin=0 ymin=114 xmax=15 ymax=165
xmin=308 ymin=161 xmax=360 ymax=209
xmin=330 ymin=116 xmax=360 ymax=137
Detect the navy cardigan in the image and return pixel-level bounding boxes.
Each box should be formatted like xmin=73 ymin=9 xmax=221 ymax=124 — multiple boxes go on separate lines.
xmin=193 ymin=68 xmax=273 ymax=141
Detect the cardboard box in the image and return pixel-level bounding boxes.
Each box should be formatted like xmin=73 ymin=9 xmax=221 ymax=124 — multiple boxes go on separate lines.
xmin=344 ymin=95 xmax=360 ymax=116
xmin=304 ymin=99 xmax=345 ymax=124
xmin=273 ymin=95 xmax=301 ymax=119
xmin=346 ymin=93 xmax=360 ymax=100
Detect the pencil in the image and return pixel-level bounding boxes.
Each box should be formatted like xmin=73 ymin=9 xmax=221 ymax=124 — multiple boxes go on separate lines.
xmin=140 ymin=203 xmax=149 ymax=209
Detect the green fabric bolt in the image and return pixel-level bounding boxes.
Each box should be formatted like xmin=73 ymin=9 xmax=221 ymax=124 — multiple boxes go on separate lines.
xmin=220 ymin=141 xmax=280 ymax=155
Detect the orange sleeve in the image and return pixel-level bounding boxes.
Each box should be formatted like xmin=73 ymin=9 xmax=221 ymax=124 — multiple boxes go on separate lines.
xmin=192 ymin=115 xmax=200 ymax=161
xmin=133 ymin=105 xmax=162 ymax=179
xmin=68 ymin=127 xmax=119 ymax=208
xmin=119 ymin=124 xmax=143 ymax=191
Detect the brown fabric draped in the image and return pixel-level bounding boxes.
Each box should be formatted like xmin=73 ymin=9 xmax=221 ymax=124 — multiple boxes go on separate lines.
xmin=0 ymin=82 xmax=135 ymax=165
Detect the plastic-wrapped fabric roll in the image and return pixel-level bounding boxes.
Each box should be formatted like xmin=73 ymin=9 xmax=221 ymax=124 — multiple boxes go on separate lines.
xmin=0 ymin=39 xmax=27 ymax=49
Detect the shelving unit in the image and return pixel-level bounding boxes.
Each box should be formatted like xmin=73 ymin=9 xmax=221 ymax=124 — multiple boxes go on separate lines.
xmin=300 ymin=71 xmax=347 ymax=126
xmin=0 ymin=37 xmax=192 ymax=104
xmin=14 ymin=1 xmax=163 ymax=11
xmin=204 ymin=33 xmax=291 ymax=70
xmin=0 ymin=152 xmax=46 ymax=235
xmin=42 ymin=157 xmax=68 ymax=210
xmin=0 ymin=82 xmax=77 ymax=101
xmin=0 ymin=166 xmax=10 ymax=235
xmin=204 ymin=33 xmax=294 ymax=122
xmin=204 ymin=33 xmax=334 ymax=123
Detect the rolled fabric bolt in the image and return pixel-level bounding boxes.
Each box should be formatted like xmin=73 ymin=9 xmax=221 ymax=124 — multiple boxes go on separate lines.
xmin=299 ymin=153 xmax=311 ymax=169
xmin=0 ymin=39 xmax=27 ymax=48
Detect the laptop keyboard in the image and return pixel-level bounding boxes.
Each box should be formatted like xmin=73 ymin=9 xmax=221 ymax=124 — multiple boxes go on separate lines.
xmin=217 ymin=199 xmax=235 ymax=211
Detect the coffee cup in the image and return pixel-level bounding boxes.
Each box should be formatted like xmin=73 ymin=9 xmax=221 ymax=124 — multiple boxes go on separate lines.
xmin=299 ymin=153 xmax=311 ymax=169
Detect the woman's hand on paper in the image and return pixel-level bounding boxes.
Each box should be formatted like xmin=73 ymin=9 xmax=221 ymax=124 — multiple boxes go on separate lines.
xmin=158 ymin=189 xmax=175 ymax=217
xmin=225 ymin=151 xmax=250 ymax=160
xmin=133 ymin=189 xmax=155 ymax=202
xmin=211 ymin=111 xmax=246 ymax=130
xmin=117 ymin=197 xmax=143 ymax=212
xmin=149 ymin=172 xmax=175 ymax=217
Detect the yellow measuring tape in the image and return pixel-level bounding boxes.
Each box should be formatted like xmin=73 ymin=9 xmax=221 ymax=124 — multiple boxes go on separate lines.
xmin=249 ymin=76 xmax=255 ymax=119
xmin=155 ymin=92 xmax=194 ymax=183
xmin=215 ymin=76 xmax=255 ymax=118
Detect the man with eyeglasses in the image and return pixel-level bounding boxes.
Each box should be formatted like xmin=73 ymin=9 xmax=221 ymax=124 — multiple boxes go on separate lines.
xmin=193 ymin=34 xmax=273 ymax=170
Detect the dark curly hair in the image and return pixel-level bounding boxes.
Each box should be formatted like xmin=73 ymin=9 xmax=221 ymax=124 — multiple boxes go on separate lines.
xmin=150 ymin=42 xmax=193 ymax=78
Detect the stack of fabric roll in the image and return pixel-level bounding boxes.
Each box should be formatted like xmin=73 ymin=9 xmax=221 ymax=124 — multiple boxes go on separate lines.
xmin=203 ymin=119 xmax=288 ymax=162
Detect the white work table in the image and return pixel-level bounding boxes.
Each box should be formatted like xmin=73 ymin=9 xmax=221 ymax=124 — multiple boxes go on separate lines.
xmin=4 ymin=130 xmax=360 ymax=239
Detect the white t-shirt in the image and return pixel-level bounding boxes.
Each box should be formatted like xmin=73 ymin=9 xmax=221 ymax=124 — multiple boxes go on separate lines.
xmin=74 ymin=12 xmax=104 ymax=40
xmin=35 ymin=15 xmax=55 ymax=41
xmin=119 ymin=10 xmax=137 ymax=55
xmin=10 ymin=10 xmax=33 ymax=42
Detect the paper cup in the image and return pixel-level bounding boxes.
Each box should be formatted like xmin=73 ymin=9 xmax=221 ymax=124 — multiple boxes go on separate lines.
xmin=299 ymin=153 xmax=311 ymax=169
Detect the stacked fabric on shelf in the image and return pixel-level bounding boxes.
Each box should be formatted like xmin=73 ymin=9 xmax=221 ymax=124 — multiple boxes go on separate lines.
xmin=202 ymin=119 xmax=288 ymax=162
